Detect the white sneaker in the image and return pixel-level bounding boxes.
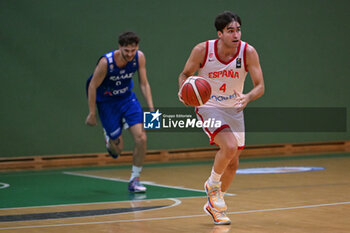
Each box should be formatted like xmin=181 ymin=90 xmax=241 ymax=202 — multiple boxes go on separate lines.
xmin=128 ymin=177 xmax=147 ymax=193
xmin=204 ymin=180 xmax=227 ymax=211
xmin=204 ymin=202 xmax=231 ymax=225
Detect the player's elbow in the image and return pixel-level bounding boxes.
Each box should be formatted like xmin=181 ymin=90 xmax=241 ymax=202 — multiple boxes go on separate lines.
xmin=255 ymin=79 xmax=265 ymax=97
xmin=259 ymin=83 xmax=265 ymax=97
xmin=140 ymin=82 xmax=150 ymax=90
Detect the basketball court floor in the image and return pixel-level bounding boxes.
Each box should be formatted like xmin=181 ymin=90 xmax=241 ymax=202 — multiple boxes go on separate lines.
xmin=1 ymin=152 xmax=349 ymax=232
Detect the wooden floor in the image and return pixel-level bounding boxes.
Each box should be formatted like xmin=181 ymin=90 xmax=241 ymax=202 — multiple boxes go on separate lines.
xmin=1 ymin=153 xmax=350 ymax=232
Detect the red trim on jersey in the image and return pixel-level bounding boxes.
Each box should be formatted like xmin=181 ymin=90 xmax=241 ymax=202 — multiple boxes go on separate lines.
xmin=200 ymin=41 xmax=209 ymax=68
xmin=243 ymin=42 xmax=248 ymax=72
xmin=214 ymin=39 xmax=241 ymax=65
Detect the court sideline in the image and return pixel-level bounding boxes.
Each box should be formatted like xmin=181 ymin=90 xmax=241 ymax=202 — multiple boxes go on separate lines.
xmin=1 ymin=152 xmax=349 ymax=232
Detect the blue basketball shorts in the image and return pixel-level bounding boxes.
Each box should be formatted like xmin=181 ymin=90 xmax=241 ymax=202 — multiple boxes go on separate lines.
xmin=96 ymin=92 xmax=143 ymax=140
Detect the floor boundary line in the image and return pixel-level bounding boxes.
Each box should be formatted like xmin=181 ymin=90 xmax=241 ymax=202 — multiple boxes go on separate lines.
xmin=0 ymin=201 xmax=349 ymax=230
xmin=0 ymin=198 xmax=182 ymax=222
xmin=63 ymin=171 xmax=236 ymax=196
xmin=0 ymin=196 xmax=202 ymax=211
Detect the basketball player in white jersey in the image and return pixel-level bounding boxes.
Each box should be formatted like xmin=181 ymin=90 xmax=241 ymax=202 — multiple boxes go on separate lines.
xmin=178 ymin=11 xmax=265 ymax=225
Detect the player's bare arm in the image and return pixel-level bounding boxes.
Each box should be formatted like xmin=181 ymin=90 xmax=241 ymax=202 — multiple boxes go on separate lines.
xmin=178 ymin=42 xmax=207 ymax=88
xmin=234 ymin=44 xmax=265 ymax=112
xmin=245 ymin=45 xmax=265 ymax=101
xmin=178 ymin=42 xmax=207 ymax=103
xmin=85 ymin=58 xmax=107 ymax=126
xmin=138 ymin=51 xmax=154 ymax=112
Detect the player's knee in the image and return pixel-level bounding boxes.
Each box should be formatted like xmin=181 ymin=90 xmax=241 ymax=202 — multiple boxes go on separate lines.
xmin=221 ymin=144 xmax=237 ymax=160
xmin=135 ymin=132 xmax=147 ymax=146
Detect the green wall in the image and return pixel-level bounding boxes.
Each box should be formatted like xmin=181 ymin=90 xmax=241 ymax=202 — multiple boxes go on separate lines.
xmin=1 ymin=0 xmax=349 ymax=157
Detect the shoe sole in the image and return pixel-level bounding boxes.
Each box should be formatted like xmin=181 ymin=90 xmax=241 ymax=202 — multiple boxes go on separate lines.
xmin=203 ymin=203 xmax=231 ymax=225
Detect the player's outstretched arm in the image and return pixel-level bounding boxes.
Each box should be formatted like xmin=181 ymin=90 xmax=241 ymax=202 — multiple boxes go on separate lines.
xmin=85 ymin=58 xmax=107 ymax=126
xmin=138 ymin=51 xmax=154 ymax=112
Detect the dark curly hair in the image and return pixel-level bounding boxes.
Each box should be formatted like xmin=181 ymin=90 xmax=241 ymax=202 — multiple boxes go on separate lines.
xmin=215 ymin=11 xmax=242 ymax=32
xmin=118 ymin=31 xmax=140 ymax=46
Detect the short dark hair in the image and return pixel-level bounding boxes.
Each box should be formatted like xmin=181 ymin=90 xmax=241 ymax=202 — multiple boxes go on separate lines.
xmin=215 ymin=11 xmax=242 ymax=32
xmin=118 ymin=31 xmax=140 ymax=46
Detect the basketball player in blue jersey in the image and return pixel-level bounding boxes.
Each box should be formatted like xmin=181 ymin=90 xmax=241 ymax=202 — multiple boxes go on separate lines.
xmin=85 ymin=31 xmax=154 ymax=193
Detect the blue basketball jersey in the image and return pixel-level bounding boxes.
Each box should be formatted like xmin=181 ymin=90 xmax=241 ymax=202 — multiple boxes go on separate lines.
xmin=87 ymin=50 xmax=139 ymax=102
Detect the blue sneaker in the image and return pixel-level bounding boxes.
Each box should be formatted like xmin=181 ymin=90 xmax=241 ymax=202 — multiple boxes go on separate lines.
xmin=128 ymin=177 xmax=147 ymax=193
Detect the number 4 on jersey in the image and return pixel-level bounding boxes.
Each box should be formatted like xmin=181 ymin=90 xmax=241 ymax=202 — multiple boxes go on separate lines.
xmin=219 ymin=83 xmax=226 ymax=92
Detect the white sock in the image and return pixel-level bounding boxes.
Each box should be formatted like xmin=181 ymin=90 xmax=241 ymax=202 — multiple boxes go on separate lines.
xmin=130 ymin=165 xmax=143 ymax=181
xmin=208 ymin=168 xmax=222 ymax=184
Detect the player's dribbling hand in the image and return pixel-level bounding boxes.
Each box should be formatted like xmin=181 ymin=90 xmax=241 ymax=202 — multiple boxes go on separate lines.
xmin=85 ymin=113 xmax=97 ymax=126
xmin=177 ymin=89 xmax=188 ymax=106
xmin=177 ymin=79 xmax=189 ymax=106
xmin=233 ymin=90 xmax=248 ymax=112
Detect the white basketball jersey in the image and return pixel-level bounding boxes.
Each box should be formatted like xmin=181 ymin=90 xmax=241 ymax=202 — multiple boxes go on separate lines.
xmin=198 ymin=39 xmax=248 ymax=108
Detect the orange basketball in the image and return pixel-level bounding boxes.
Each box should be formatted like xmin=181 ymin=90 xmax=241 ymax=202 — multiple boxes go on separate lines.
xmin=181 ymin=76 xmax=211 ymax=106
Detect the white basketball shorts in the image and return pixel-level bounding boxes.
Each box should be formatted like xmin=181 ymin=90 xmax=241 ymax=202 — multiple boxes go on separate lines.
xmin=195 ymin=107 xmax=245 ymax=149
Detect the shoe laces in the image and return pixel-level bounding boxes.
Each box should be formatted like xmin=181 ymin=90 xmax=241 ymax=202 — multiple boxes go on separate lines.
xmin=217 ymin=211 xmax=227 ymax=219
xmin=132 ymin=177 xmax=139 ymax=183
xmin=212 ymin=208 xmax=227 ymax=219
xmin=209 ymin=186 xmax=221 ymax=201
xmin=132 ymin=178 xmax=144 ymax=187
